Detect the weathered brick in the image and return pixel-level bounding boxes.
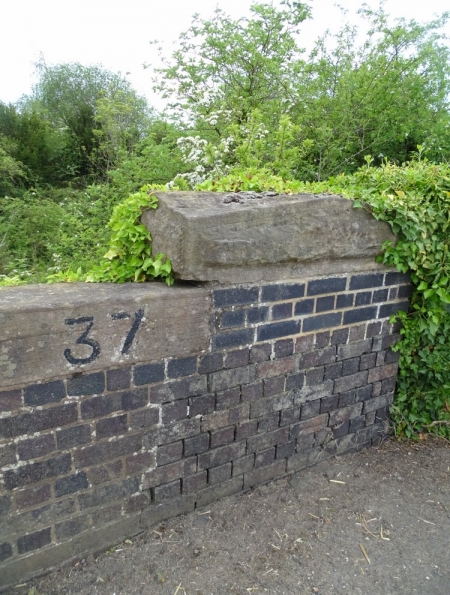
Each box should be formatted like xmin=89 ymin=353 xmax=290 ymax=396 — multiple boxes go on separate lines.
xmin=257 ymin=358 xmax=296 ymax=380
xmin=367 ymin=363 xmax=398 ymax=383
xmin=316 ymin=296 xmax=335 ymax=312
xmin=363 ymin=393 xmax=394 ymax=414
xmin=342 ymin=357 xmax=360 ymax=376
xmin=0 ymin=443 xmax=16 ymax=468
xmin=366 ymin=321 xmax=382 ymax=337
xmin=280 ymin=406 xmax=301 ymax=426
xmin=356 ymin=385 xmax=373 ymax=402
xmin=257 ymin=413 xmax=280 ymax=433
xmin=320 ymin=394 xmax=339 ymax=413
xmin=246 ymin=427 xmax=289 ymax=454
xmin=376 ymin=351 xmax=386 ymax=366
xmin=190 ymin=393 xmax=215 ymax=416
xmin=107 ymin=367 xmax=131 ymax=391
xmin=133 ymin=362 xmax=165 ymax=386
xmin=232 ymin=454 xmax=255 ymax=475
xmin=274 ymin=339 xmax=294 ymax=359
xmin=198 ymin=442 xmax=246 ymax=470
xmin=379 ymin=301 xmax=410 ymax=319
xmin=305 ymin=367 xmax=324 ymax=386
xmin=57 ymin=424 xmax=91 ymax=450
xmin=336 ymin=294 xmax=354 ymax=309
xmin=272 ymin=302 xmax=293 ymax=320
xmin=209 ymin=462 xmax=232 ymax=484
xmin=359 ymin=352 xmax=377 ymax=370
xmin=216 ymin=387 xmax=240 ymax=410
xmin=55 ymin=472 xmax=89 ymax=497
xmin=224 ymin=348 xmax=250 ymax=369
xmin=24 ymin=380 xmax=65 ymax=406
xmin=375 ymin=407 xmax=390 ymax=422
xmin=67 ymin=372 xmax=105 ymax=396
xmin=122 ymin=388 xmax=149 ymax=410
xmin=214 ymin=286 xmax=259 ymax=308
xmin=125 ymin=452 xmax=155 ymax=475
xmin=257 ymin=320 xmax=300 ymax=341
xmin=157 ymin=441 xmax=183 ymax=465
xmin=295 ymin=333 xmax=315 ymax=353
xmin=285 ymin=372 xmax=304 ymax=391
xmin=196 ymin=476 xmax=243 ymax=508
xmin=17 ymin=527 xmax=51 ymax=554
xmin=211 ymin=426 xmax=235 ymax=448
xmin=332 ymin=420 xmax=350 ymax=438
xmin=129 ymin=406 xmax=159 ymax=430
xmin=350 ymin=273 xmax=384 ymax=290
xmin=80 ymin=393 xmax=122 ymax=420
xmin=315 ymin=331 xmax=331 ymax=349
xmin=247 ymin=306 xmax=269 ymax=324
xmin=55 ymin=515 xmax=90 ymax=540
xmin=337 ymin=339 xmax=372 ymax=360
xmin=251 ymin=393 xmax=293 ymax=419
xmin=183 ymin=472 xmax=207 ymax=493
xmin=329 ymin=403 xmax=363 ymax=425
xmin=308 ymin=277 xmax=346 ymax=296
xmin=293 ymin=380 xmax=334 ymax=405
xmin=144 ymin=418 xmax=201 ymax=449
xmin=235 ymin=420 xmax=258 ymax=440
xmin=17 ymin=434 xmax=55 ymax=461
xmin=263 ymin=376 xmax=285 ymax=397
xmin=0 ymin=542 xmax=12 ymax=562
xmin=79 ymin=477 xmax=139 ymax=510
xmin=201 ymin=410 xmax=228 ymax=432
xmin=244 ymin=459 xmax=286 ymax=489
xmin=303 ymin=312 xmax=342 ymax=332
xmin=0 ymin=403 xmax=77 ymax=439
xmin=143 ymin=457 xmax=197 ymax=488
xmin=291 ymin=414 xmax=328 ymax=438
xmin=324 ymin=362 xmax=342 ymax=380
xmin=74 ymin=434 xmax=142 ymax=469
xmin=220 ymin=309 xmax=245 ymax=329
xmin=287 ymin=447 xmax=323 ymax=472
xmin=301 ymin=346 xmax=336 ymax=369
xmin=385 ymin=349 xmax=400 ymax=364
xmin=333 ymin=370 xmax=368 ymax=393
xmin=255 ymin=447 xmax=275 ymax=467
xmin=212 ymin=328 xmax=254 ymax=350
xmin=15 ymin=484 xmax=51 ymax=510
xmin=262 ymin=283 xmax=305 ymax=301
xmin=349 ymin=415 xmax=366 ymax=433
xmin=126 ymin=492 xmax=150 ymax=513
xmin=184 ymin=433 xmax=210 ymax=456
xmin=161 ymin=399 xmax=188 ymax=424
xmin=90 ymin=503 xmax=122 ymax=526
xmin=338 ymin=389 xmax=356 ymax=407
xmin=154 ymin=479 xmax=182 ymax=503
xmin=198 ymin=353 xmax=223 ymax=374
xmin=241 ymin=380 xmax=263 ymax=402
xmin=168 ymin=357 xmax=197 ymax=379
xmin=0 ymin=495 xmax=11 ymax=517
xmin=249 ymin=343 xmax=272 ymax=364
xmin=276 ymin=440 xmax=296 ymax=459
xmin=301 ymin=400 xmax=321 ymax=419
xmin=381 ymin=376 xmax=397 ymax=394
xmin=348 ymin=324 xmax=366 ymax=342
xmin=210 ymin=366 xmax=254 ymax=392
xmin=96 ymin=414 xmax=128 ymax=440
xmin=4 ymin=453 xmax=71 ymax=490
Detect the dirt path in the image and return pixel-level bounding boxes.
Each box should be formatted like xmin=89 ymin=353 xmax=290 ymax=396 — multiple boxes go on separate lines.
xmin=9 ymin=438 xmax=450 ymax=595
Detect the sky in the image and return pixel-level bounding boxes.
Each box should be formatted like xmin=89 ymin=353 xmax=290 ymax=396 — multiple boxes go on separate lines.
xmin=0 ymin=0 xmax=448 ymax=110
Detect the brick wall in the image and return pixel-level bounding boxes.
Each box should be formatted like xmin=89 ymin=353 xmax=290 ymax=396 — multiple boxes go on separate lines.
xmin=0 ymin=270 xmax=411 ymax=589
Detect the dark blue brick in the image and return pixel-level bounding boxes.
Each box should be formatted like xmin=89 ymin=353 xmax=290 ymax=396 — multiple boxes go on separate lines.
xmin=398 ymin=284 xmax=413 ymax=298
xmin=355 ymin=292 xmax=372 ymax=306
xmin=17 ymin=528 xmax=51 ymax=554
xmin=302 ymin=312 xmax=342 ymax=332
xmin=274 ymin=339 xmax=294 ymax=358
xmin=247 ymin=306 xmax=269 ymax=324
xmin=272 ymin=302 xmax=293 ymax=320
xmin=0 ymin=542 xmax=12 ymax=562
xmin=336 ymin=293 xmax=354 ymax=308
xmin=343 ymin=307 xmax=377 ymax=325
xmin=55 ymin=472 xmax=89 ymax=497
xmin=350 ymin=273 xmax=384 ymax=290
xmin=213 ymin=287 xmax=259 ymax=308
xmin=67 ymin=372 xmax=105 ymax=396
xmin=379 ymin=301 xmax=409 ymax=318
xmin=121 ymin=388 xmax=148 ymax=410
xmin=257 ymin=320 xmax=300 ymax=341
xmin=24 ymin=380 xmax=65 ymax=406
xmin=198 ymin=353 xmax=223 ymax=374
xmin=373 ymin=289 xmax=389 ymax=303
xmin=133 ymin=362 xmax=165 ymax=386
xmin=294 ymin=299 xmax=314 ymax=315
xmin=261 ymin=283 xmax=305 ymax=301
xmin=107 ymin=367 xmax=131 ymax=391
xmin=212 ymin=328 xmax=254 ymax=350
xmin=220 ymin=309 xmax=245 ymax=328
xmin=307 ymin=277 xmax=346 ymax=296
xmin=316 ymin=296 xmax=335 ymax=312
xmin=168 ymin=357 xmax=197 ymax=379
xmin=385 ymin=271 xmax=410 ymax=285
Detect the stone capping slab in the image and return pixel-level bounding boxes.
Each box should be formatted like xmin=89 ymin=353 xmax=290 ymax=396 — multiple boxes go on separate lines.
xmin=142 ymin=192 xmax=396 ymax=284
xmin=0 ymin=282 xmax=210 ymax=389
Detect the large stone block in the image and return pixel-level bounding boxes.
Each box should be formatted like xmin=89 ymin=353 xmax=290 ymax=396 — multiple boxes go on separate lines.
xmin=0 ymin=282 xmax=210 ymax=391
xmin=142 ymin=192 xmax=395 ymax=283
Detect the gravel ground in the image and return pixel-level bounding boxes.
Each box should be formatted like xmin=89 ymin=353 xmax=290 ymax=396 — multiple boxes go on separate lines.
xmin=8 ymin=437 xmax=450 ymax=595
